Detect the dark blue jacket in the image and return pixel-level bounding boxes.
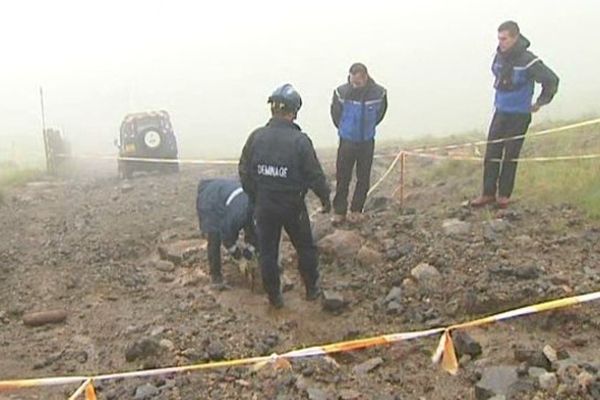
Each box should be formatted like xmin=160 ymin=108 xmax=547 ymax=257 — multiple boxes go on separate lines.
xmin=196 ymin=179 xmax=254 ymax=249
xmin=492 ymin=36 xmax=559 ymax=114
xmin=331 ymin=78 xmax=387 ymax=142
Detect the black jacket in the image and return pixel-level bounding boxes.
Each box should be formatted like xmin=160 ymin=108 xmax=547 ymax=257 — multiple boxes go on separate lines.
xmin=239 ymin=117 xmax=330 ymax=207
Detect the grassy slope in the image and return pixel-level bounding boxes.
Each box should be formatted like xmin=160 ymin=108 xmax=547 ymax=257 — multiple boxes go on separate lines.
xmin=403 ymin=117 xmax=600 ymax=218
xmin=1 ymin=117 xmax=598 ymax=216
xmin=0 ymin=165 xmax=43 ymax=204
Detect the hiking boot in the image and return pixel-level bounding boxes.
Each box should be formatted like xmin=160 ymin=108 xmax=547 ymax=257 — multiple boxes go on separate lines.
xmin=305 ymin=285 xmax=322 ymax=301
xmin=211 ymin=273 xmax=224 ymax=285
xmin=210 ymin=274 xmax=231 ymax=291
xmin=210 ymin=282 xmax=231 ymax=291
xmin=496 ymin=196 xmax=510 ymax=209
xmin=268 ymin=292 xmax=284 ymax=309
xmin=470 ymin=195 xmax=496 ymax=208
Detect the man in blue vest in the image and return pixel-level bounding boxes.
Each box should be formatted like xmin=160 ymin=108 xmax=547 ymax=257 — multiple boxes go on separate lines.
xmin=330 ymin=63 xmax=388 ymax=223
xmin=196 ymin=179 xmax=256 ymax=287
xmin=471 ymin=21 xmax=559 ymax=209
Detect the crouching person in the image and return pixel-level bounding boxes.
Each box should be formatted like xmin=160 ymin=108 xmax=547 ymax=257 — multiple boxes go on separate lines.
xmin=196 ymin=179 xmax=257 ymax=287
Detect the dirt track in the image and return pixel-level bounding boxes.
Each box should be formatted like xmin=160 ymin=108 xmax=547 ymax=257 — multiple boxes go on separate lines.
xmin=1 ymin=156 xmax=599 ymax=400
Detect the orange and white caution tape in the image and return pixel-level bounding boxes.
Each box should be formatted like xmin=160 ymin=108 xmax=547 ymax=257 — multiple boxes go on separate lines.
xmin=2 ymin=290 xmax=600 ymax=399
xmin=57 ymin=154 xmax=238 ymax=165
xmin=432 ymin=290 xmax=600 ymax=375
xmin=367 ymin=151 xmax=404 ymax=196
xmin=404 ymin=150 xmax=600 ymax=163
xmin=67 ymin=379 xmax=95 ymax=400
xmin=59 ymin=152 xmax=400 ymax=166
xmin=409 ymin=117 xmax=600 ymax=154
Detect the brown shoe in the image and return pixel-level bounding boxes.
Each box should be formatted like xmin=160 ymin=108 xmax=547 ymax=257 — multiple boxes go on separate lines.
xmin=496 ymin=197 xmax=510 ymax=209
xmin=470 ymin=195 xmax=496 ymax=208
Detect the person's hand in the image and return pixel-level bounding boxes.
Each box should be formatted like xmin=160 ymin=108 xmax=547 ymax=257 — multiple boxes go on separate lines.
xmin=227 ymin=245 xmax=242 ymax=260
xmin=320 ymin=198 xmax=332 ymax=214
xmin=531 ymin=103 xmax=541 ymax=113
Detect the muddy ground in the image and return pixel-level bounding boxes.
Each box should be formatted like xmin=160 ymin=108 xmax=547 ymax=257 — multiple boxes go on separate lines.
xmin=0 ymin=155 xmax=599 ymax=400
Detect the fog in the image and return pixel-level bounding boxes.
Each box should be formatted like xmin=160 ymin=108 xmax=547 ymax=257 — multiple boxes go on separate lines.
xmin=1 ymin=0 xmax=599 ymax=162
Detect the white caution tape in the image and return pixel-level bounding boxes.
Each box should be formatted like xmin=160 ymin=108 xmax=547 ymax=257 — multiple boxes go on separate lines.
xmin=404 ymin=150 xmax=600 ymax=163
xmin=367 ymin=151 xmax=403 ymax=196
xmin=57 ymin=154 xmax=238 ymax=165
xmin=409 ymin=117 xmax=600 ymax=154
xmin=2 ymin=290 xmax=600 ymax=399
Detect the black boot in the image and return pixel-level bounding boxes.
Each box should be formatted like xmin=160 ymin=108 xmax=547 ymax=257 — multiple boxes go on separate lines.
xmin=268 ymin=291 xmax=284 ymax=309
xmin=306 ymin=285 xmax=322 ymax=301
xmin=211 ymin=273 xmax=224 ymax=285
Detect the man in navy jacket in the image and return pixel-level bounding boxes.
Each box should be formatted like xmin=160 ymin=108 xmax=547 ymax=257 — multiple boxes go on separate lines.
xmin=471 ymin=21 xmax=559 ymax=209
xmin=196 ymin=179 xmax=256 ymax=286
xmin=330 ymin=63 xmax=387 ymax=223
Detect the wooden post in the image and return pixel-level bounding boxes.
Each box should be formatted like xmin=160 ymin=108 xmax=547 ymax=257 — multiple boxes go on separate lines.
xmin=39 ymin=87 xmax=53 ymax=174
xmin=399 ymin=151 xmax=406 ymax=209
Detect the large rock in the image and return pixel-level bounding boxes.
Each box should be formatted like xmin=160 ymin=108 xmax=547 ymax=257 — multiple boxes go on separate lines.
xmin=151 ymin=260 xmax=176 ymax=273
xmin=321 ymin=290 xmax=348 ymax=314
xmin=488 ymin=264 xmax=541 ymax=280
xmin=157 ymin=240 xmax=203 ymax=266
xmin=134 ymin=383 xmax=159 ymax=399
xmin=125 ymin=338 xmax=162 ymax=362
xmin=442 ymin=219 xmax=472 ymax=237
xmin=339 ymin=389 xmax=361 ymax=400
xmin=410 ymin=263 xmax=442 ymax=288
xmin=383 ymin=287 xmax=404 ymax=315
xmin=453 ymin=331 xmax=482 ymax=358
xmin=514 ymin=348 xmax=551 ymax=370
xmin=356 ymin=246 xmax=383 ymax=267
xmin=207 ymin=341 xmax=226 ymax=360
xmin=528 ymin=367 xmax=547 ymax=379
xmin=306 ymin=387 xmax=331 ymax=400
xmin=311 ymin=213 xmax=334 ymax=242
xmin=384 ymin=287 xmax=403 ymax=304
xmin=353 ymin=357 xmax=384 ymax=375
xmin=475 ymin=366 xmax=520 ymax=400
xmin=542 ymin=345 xmax=558 ymax=363
xmin=385 ymin=243 xmax=414 ymax=262
xmin=318 ymin=230 xmax=362 ymax=262
xmin=22 ymin=310 xmax=67 ymax=327
xmin=539 ymin=372 xmax=558 ymax=391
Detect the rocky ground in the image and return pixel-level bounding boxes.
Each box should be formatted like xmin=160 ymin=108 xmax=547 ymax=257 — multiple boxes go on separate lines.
xmin=0 ymin=155 xmax=599 ymax=400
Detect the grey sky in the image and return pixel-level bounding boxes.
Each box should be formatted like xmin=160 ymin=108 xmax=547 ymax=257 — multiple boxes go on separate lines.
xmin=1 ymin=0 xmax=598 ymax=161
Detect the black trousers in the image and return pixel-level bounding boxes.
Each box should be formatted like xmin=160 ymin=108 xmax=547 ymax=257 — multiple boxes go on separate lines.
xmin=483 ymin=111 xmax=532 ymax=198
xmin=333 ymin=139 xmax=375 ymax=215
xmin=255 ymin=192 xmax=319 ymax=298
xmin=207 ymin=232 xmax=222 ymax=279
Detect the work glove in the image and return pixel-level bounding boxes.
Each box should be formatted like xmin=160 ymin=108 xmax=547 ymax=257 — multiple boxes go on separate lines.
xmin=227 ymin=245 xmax=242 ymax=260
xmin=242 ymin=244 xmax=256 ymax=260
xmin=242 ymin=248 xmax=254 ymax=260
